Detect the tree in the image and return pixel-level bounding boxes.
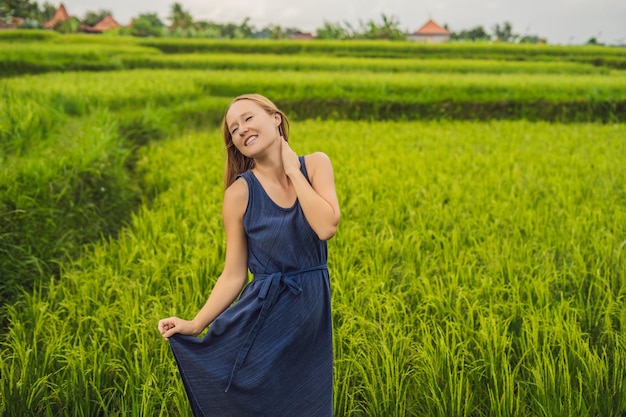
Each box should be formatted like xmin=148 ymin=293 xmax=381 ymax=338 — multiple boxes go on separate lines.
xmin=237 ymin=17 xmax=253 ymax=38
xmin=0 ymin=0 xmax=39 ymax=19
xmin=130 ymin=12 xmax=164 ymax=37
xmin=40 ymin=1 xmax=55 ymax=20
xmin=316 ymin=21 xmax=351 ymax=40
xmin=0 ymin=0 xmax=59 ymax=27
xmin=586 ymin=37 xmax=603 ymax=46
xmin=269 ymin=24 xmax=287 ymax=40
xmin=450 ymin=26 xmax=490 ymax=42
xmin=379 ymin=13 xmax=405 ymax=40
xmin=359 ymin=13 xmax=405 ymax=40
xmin=0 ymin=4 xmax=14 ymax=24
xmin=54 ymin=16 xmax=80 ymax=33
xmin=82 ymin=9 xmax=112 ymax=26
xmin=315 ymin=13 xmax=404 ymax=40
xmin=194 ymin=20 xmax=222 ymax=38
xmin=519 ymin=34 xmax=547 ymax=44
xmin=168 ymin=2 xmax=193 ymax=31
xmin=220 ymin=17 xmax=254 ymax=39
xmin=492 ymin=21 xmax=518 ymax=42
xmin=220 ymin=22 xmax=239 ymax=38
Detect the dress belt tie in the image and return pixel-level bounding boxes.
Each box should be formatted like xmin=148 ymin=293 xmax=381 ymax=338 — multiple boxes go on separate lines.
xmin=224 ymin=263 xmax=328 ymax=392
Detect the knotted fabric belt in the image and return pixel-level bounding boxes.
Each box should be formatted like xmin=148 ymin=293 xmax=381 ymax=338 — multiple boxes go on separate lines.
xmin=224 ymin=263 xmax=328 ymax=392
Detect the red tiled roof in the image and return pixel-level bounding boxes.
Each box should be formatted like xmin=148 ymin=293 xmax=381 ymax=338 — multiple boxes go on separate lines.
xmin=43 ymin=3 xmax=70 ymax=29
xmin=291 ymin=32 xmax=314 ymax=40
xmin=91 ymin=15 xmax=121 ymax=31
xmin=414 ymin=19 xmax=449 ymax=35
xmin=81 ymin=16 xmax=121 ymax=33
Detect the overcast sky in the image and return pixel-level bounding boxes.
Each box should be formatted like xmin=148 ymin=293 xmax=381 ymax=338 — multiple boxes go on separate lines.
xmin=60 ymin=0 xmax=626 ymax=45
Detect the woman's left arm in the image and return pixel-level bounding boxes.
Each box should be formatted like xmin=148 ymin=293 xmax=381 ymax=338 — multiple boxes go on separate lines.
xmin=282 ymin=140 xmax=340 ymax=240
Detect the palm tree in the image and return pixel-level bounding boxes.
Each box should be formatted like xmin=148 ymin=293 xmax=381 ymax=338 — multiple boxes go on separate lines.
xmin=168 ymin=2 xmax=193 ymax=31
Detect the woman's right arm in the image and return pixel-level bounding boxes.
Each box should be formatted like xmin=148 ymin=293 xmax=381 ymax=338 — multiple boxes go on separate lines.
xmin=158 ymin=179 xmax=249 ymax=340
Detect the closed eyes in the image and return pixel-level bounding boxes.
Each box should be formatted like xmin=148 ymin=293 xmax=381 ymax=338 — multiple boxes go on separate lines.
xmin=231 ymin=115 xmax=253 ymax=135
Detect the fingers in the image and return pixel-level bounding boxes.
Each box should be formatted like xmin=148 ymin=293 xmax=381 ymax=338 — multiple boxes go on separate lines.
xmin=162 ymin=328 xmax=175 ymax=341
xmin=158 ymin=317 xmax=178 ymax=340
xmin=281 ymin=137 xmax=300 ymax=171
xmin=158 ymin=318 xmax=171 ymax=333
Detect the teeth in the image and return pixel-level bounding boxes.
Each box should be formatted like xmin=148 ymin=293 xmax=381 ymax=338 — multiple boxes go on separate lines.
xmin=245 ymin=136 xmax=257 ymax=146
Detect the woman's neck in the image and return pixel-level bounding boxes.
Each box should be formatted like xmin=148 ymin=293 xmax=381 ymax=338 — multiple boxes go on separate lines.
xmin=253 ymin=162 xmax=290 ymax=185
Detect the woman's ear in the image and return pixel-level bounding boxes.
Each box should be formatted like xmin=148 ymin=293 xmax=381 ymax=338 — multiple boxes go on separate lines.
xmin=274 ymin=113 xmax=282 ymax=128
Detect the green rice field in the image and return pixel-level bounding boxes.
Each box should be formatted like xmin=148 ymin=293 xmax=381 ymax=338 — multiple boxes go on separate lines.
xmin=1 ymin=32 xmax=625 ymax=416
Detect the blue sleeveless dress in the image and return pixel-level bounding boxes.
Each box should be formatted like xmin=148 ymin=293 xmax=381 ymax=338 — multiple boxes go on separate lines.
xmin=169 ymin=156 xmax=333 ymax=417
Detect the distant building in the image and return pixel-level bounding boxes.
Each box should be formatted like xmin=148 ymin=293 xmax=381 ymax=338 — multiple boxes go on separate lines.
xmin=43 ymin=3 xmax=71 ymax=29
xmin=81 ymin=15 xmax=121 ymax=33
xmin=41 ymin=3 xmax=122 ymax=33
xmin=408 ymin=19 xmax=450 ymax=43
xmin=290 ymin=31 xmax=314 ymax=40
xmin=0 ymin=17 xmax=23 ymax=29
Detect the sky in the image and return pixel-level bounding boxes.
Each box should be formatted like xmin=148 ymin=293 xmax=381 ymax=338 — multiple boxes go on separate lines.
xmin=59 ymin=0 xmax=626 ymax=45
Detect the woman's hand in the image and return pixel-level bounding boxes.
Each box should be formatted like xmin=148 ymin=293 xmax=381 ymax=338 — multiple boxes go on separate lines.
xmin=281 ymin=137 xmax=301 ymax=178
xmin=158 ymin=317 xmax=199 ymax=341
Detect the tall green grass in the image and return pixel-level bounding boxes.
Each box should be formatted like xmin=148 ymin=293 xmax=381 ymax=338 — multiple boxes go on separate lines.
xmin=0 ymin=104 xmax=202 ymax=305
xmin=2 ymin=69 xmax=625 ymax=123
xmin=328 ymin=120 xmax=626 ymax=416
xmin=0 ymin=89 xmax=227 ymax=306
xmin=2 ymin=120 xmax=624 ymax=416
xmin=3 ymin=33 xmax=625 ymax=68
xmin=0 ymin=29 xmax=58 ymax=41
xmin=1 ymin=46 xmax=611 ymax=76
xmin=0 ymin=43 xmax=160 ymax=77
xmin=0 ymin=110 xmax=142 ymax=305
xmin=118 ymin=53 xmax=611 ymax=74
xmin=1 ymin=38 xmax=625 ymax=416
xmin=136 ymin=38 xmax=626 ymax=66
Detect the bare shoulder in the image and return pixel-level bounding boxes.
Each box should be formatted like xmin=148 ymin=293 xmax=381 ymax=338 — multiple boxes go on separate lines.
xmin=223 ymin=177 xmax=248 ymax=218
xmin=304 ymin=152 xmax=334 ymax=176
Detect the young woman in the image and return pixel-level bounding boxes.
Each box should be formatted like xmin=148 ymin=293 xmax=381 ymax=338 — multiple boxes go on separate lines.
xmin=158 ymin=94 xmax=340 ymax=416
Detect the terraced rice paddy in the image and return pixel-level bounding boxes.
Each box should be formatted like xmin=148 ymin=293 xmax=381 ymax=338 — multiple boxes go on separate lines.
xmin=1 ymin=32 xmax=625 ymax=416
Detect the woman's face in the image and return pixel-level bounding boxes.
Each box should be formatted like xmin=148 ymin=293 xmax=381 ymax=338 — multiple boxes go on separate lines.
xmin=226 ymin=100 xmax=281 ymax=157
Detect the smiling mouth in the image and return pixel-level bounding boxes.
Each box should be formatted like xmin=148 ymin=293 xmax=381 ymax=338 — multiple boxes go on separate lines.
xmin=245 ymin=136 xmax=258 ymax=146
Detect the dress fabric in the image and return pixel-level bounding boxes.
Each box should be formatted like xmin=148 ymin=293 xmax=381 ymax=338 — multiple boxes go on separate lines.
xmin=169 ymin=156 xmax=333 ymax=417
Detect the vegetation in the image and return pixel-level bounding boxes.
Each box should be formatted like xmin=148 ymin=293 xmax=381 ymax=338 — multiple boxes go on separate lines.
xmin=1 ymin=0 xmax=620 ymax=45
xmin=129 ymin=13 xmax=165 ymax=38
xmin=449 ymin=25 xmax=490 ymax=42
xmin=316 ymin=13 xmax=406 ymax=40
xmin=2 ymin=32 xmax=625 ymax=67
xmin=0 ymin=0 xmax=55 ymax=24
xmin=80 ymin=9 xmax=112 ymax=27
xmin=114 ymin=53 xmax=613 ymax=75
xmin=1 ymin=0 xmax=554 ymax=43
xmin=0 ymin=34 xmax=625 ymax=416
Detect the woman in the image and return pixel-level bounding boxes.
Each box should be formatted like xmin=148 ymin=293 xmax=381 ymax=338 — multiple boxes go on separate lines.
xmin=158 ymin=94 xmax=340 ymax=416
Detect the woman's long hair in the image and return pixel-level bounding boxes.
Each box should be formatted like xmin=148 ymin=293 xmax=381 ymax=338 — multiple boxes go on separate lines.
xmin=222 ymin=94 xmax=290 ymax=188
